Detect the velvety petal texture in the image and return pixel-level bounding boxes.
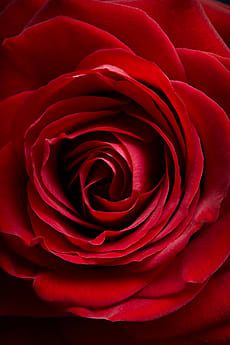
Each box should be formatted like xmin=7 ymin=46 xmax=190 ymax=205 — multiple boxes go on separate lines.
xmin=0 ymin=0 xmax=229 ymax=343
xmin=201 ymin=0 xmax=230 ymax=46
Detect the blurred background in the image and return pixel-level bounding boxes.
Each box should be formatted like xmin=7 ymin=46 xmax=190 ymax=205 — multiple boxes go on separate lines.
xmin=219 ymin=0 xmax=230 ymax=4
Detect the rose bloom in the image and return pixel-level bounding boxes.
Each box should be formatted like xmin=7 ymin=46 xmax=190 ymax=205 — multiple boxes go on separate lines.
xmin=0 ymin=0 xmax=230 ymax=344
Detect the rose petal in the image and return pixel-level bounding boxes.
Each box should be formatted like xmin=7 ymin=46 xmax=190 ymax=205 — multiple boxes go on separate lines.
xmin=125 ymin=268 xmax=230 ymax=339
xmin=0 ymin=270 xmax=61 ymax=317
xmin=0 ymin=91 xmax=31 ymax=148
xmin=0 ymin=143 xmax=34 ymax=244
xmin=0 ymin=16 xmax=130 ymax=98
xmin=177 ymin=48 xmax=230 ymax=114
xmin=201 ymin=0 xmax=230 ymax=46
xmin=0 ymin=0 xmax=46 ymax=41
xmin=29 ymin=0 xmax=185 ymax=80
xmin=181 ymin=213 xmax=230 ymax=283
xmin=110 ymin=0 xmax=230 ymax=56
xmin=173 ymin=81 xmax=230 ymax=223
xmin=34 ymin=268 xmax=152 ymax=309
xmin=68 ymin=282 xmax=203 ymax=321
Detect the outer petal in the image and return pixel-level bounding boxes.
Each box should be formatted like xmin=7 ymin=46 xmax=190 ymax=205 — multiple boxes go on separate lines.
xmin=0 ymin=143 xmax=34 ymax=244
xmin=0 ymin=16 xmax=130 ymax=98
xmin=172 ymin=81 xmax=230 ymax=224
xmin=0 ymin=238 xmax=36 ymax=279
xmin=181 ymin=213 xmax=230 ymax=283
xmin=0 ymin=0 xmax=11 ymax=12
xmin=28 ymin=0 xmax=186 ymax=80
xmin=177 ymin=48 xmax=230 ymax=115
xmin=0 ymin=91 xmax=31 ymax=148
xmin=0 ymin=0 xmax=46 ymax=42
xmin=33 ymin=268 xmax=152 ymax=310
xmin=0 ymin=270 xmax=62 ymax=316
xmin=109 ymin=0 xmax=230 ymax=56
xmin=201 ymin=0 xmax=230 ymax=46
xmin=68 ymin=283 xmax=204 ymax=321
xmin=123 ymin=268 xmax=230 ymax=342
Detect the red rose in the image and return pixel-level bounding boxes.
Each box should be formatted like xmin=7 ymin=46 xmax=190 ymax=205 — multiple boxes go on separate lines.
xmin=0 ymin=0 xmax=229 ymax=344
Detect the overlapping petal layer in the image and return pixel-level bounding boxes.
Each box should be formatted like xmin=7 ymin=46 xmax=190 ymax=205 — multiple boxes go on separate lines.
xmin=0 ymin=0 xmax=229 ymax=335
